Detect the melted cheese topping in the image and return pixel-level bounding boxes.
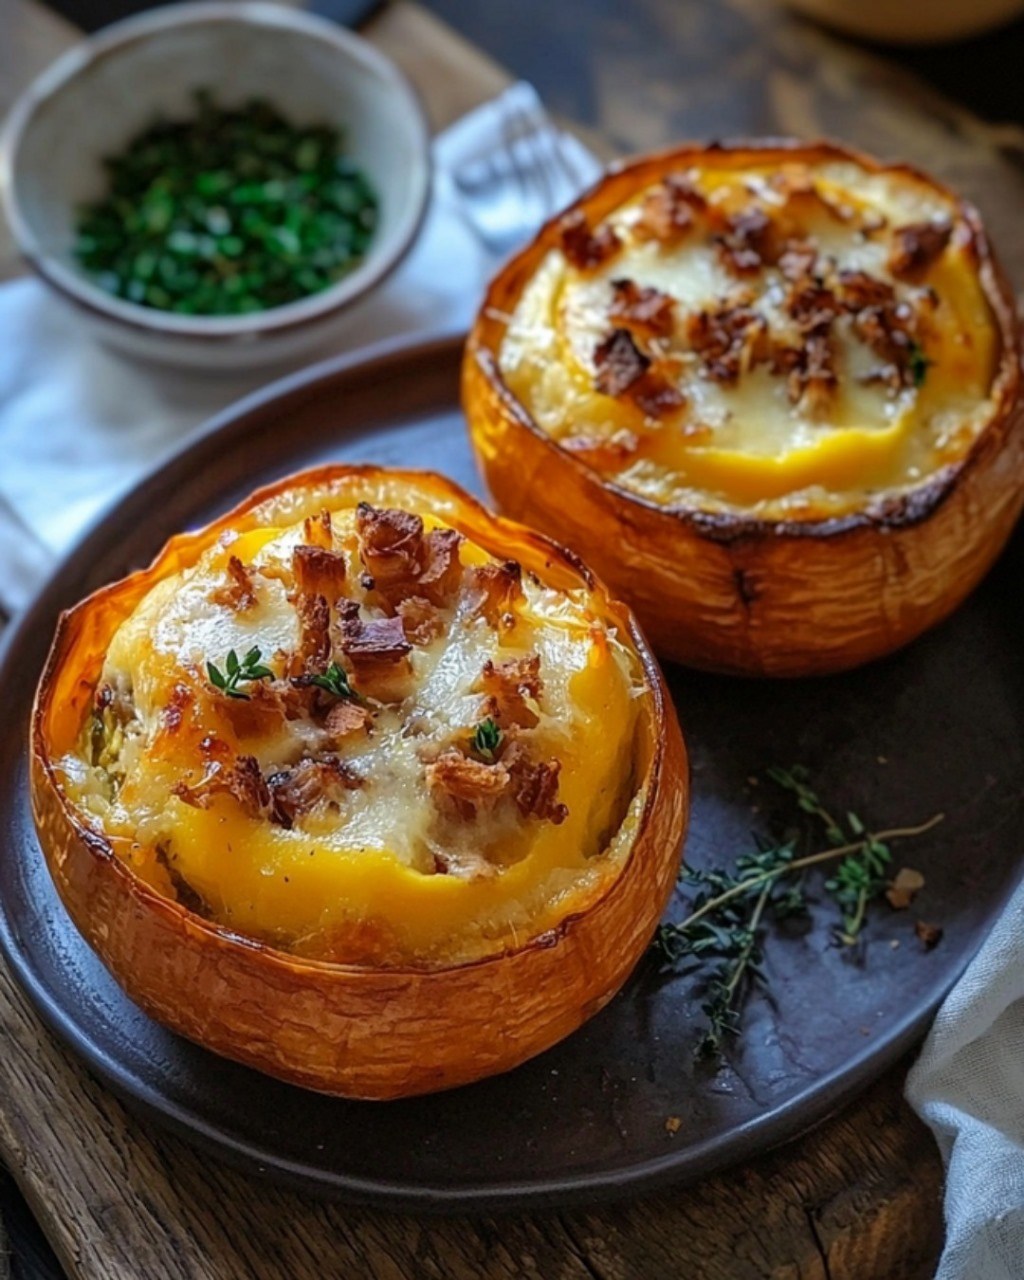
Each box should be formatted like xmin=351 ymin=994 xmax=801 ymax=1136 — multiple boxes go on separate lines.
xmin=60 ymin=505 xmax=643 ymax=967
xmin=499 ymin=159 xmax=999 ymax=519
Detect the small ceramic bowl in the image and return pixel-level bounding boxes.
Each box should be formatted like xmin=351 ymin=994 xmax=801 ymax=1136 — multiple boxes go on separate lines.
xmin=0 ymin=2 xmax=431 ymax=371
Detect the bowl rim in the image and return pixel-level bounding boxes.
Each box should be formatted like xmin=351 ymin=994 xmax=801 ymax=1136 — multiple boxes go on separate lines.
xmin=0 ymin=0 xmax=432 ymax=344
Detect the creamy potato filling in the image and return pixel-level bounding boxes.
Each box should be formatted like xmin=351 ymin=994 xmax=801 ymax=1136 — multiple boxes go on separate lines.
xmin=499 ymin=158 xmax=999 ymax=518
xmin=60 ymin=501 xmax=643 ymax=965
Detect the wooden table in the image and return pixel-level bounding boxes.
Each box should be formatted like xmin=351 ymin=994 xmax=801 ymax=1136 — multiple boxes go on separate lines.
xmin=3 ymin=1 xmax=1023 ymax=1275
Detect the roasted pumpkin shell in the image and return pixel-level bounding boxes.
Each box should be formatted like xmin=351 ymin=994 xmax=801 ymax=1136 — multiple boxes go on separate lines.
xmin=463 ymin=140 xmax=1024 ymax=677
xmin=30 ymin=466 xmax=688 ymax=1099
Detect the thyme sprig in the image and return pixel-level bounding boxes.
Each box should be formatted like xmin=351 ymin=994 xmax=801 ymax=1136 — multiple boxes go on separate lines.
xmin=308 ymin=661 xmax=358 ymax=701
xmin=472 ymin=717 xmax=502 ymax=761
xmin=655 ymin=766 xmax=944 ymax=1057
xmin=206 ymin=646 xmax=274 ymax=700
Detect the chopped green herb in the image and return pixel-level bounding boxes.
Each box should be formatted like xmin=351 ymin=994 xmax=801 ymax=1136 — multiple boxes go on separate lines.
xmin=472 ymin=717 xmax=502 ymax=761
xmin=207 ymin=646 xmax=274 ymax=700
xmin=907 ymin=340 xmax=932 ymax=389
xmin=74 ymin=91 xmax=378 ymax=316
xmin=308 ymin=662 xmax=357 ymax=701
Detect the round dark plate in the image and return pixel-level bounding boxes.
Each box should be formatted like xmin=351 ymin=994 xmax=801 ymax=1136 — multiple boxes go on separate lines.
xmin=1 ymin=332 xmax=1021 ymax=1211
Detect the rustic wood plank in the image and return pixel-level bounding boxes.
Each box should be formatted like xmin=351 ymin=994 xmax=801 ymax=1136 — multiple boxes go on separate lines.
xmin=0 ymin=949 xmax=943 ymax=1280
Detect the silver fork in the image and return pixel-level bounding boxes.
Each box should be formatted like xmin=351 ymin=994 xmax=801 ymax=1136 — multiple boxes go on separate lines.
xmin=451 ymin=84 xmax=601 ymax=258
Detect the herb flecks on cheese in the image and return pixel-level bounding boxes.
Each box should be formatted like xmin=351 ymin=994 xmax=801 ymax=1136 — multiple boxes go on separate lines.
xmin=61 ymin=502 xmax=641 ymax=966
xmin=501 ymin=160 xmax=999 ymax=518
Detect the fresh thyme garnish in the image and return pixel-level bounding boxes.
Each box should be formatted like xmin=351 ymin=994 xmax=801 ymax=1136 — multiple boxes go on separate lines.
xmin=472 ymin=717 xmax=502 ymax=761
xmin=907 ymin=340 xmax=932 ymax=389
xmin=308 ymin=662 xmax=357 ymax=700
xmin=206 ymin=646 xmax=274 ymax=700
xmin=655 ymin=765 xmax=944 ymax=1058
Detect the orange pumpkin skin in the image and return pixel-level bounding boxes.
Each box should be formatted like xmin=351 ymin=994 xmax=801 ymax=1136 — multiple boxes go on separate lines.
xmin=31 ymin=466 xmax=688 ymax=1099
xmin=463 ymin=140 xmax=1024 ymax=677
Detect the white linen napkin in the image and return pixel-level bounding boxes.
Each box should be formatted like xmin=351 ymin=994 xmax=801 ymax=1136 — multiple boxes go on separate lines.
xmin=906 ymin=879 xmax=1024 ymax=1279
xmin=0 ymin=81 xmax=600 ymax=605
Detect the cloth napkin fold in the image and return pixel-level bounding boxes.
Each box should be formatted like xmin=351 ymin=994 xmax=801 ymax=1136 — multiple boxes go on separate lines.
xmin=906 ymin=879 xmax=1024 ymax=1279
xmin=0 ymin=81 xmax=599 ymax=591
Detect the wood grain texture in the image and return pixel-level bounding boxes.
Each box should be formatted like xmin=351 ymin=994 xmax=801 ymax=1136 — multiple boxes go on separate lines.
xmin=11 ymin=0 xmax=1024 ymax=1272
xmin=0 ymin=956 xmax=943 ymax=1280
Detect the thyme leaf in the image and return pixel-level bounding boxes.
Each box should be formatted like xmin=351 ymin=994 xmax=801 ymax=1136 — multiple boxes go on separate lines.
xmin=472 ymin=717 xmax=502 ymax=761
xmin=655 ymin=767 xmax=944 ymax=1058
xmin=206 ymin=646 xmax=274 ymax=700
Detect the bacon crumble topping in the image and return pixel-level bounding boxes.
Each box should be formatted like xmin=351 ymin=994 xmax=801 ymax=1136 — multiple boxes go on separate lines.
xmin=684 ymin=303 xmax=769 ymax=384
xmin=594 ymin=327 xmax=650 ymax=397
xmin=557 ymin=208 xmax=622 ymax=270
xmin=210 ymin=555 xmax=257 ymax=612
xmin=267 ymin=755 xmax=362 ymax=829
xmin=173 ymin=739 xmax=270 ymax=819
xmin=474 ymin=654 xmax=543 ymax=729
xmin=292 ymin=545 xmax=347 ymax=600
xmin=335 ymin=598 xmax=412 ymax=666
xmin=634 ymin=172 xmax=706 ymax=244
xmin=356 ymin=503 xmax=464 ymax=609
xmin=888 ymin=220 xmax=952 ymax=281
xmin=294 ymin=592 xmax=331 ymax=674
xmin=302 ymin=509 xmax=333 ymax=550
xmin=467 ymin=559 xmax=524 ymax=628
xmin=609 ymin=278 xmax=676 ymax=338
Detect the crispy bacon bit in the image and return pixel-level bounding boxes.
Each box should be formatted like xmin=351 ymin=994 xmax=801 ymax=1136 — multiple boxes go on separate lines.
xmin=634 ymin=172 xmax=706 ymax=243
xmin=503 ymin=739 xmax=568 ymax=823
xmin=292 ymin=545 xmax=347 ymax=600
xmin=397 ymin=596 xmax=445 ymax=646
xmin=294 ymin=592 xmax=331 ymax=674
xmin=716 ymin=208 xmax=775 ymax=275
xmin=685 ymin=304 xmax=768 ymax=384
xmin=784 ymin=331 xmax=836 ymax=414
xmin=609 ymin=278 xmax=676 ymax=338
xmin=418 ymin=528 xmax=464 ymax=605
xmin=851 ymin=299 xmax=920 ymax=390
xmin=557 ymin=208 xmax=622 ymax=270
xmin=778 ymin=240 xmax=818 ymax=282
xmin=888 ymin=221 xmax=952 ymax=280
xmin=785 ymin=281 xmax=840 ymax=333
xmin=468 ymin=560 xmax=524 ymax=629
xmin=356 ymin=502 xmax=423 ymax=589
xmin=302 ymin=508 xmax=333 ymax=550
xmin=267 ymin=755 xmax=362 ymax=829
xmin=474 ymin=654 xmax=542 ymax=729
xmin=915 ymin=920 xmax=944 ymax=950
xmin=563 ymin=430 xmax=639 ymax=471
xmin=630 ymin=369 xmax=686 ymax=418
xmin=210 ymin=555 xmax=257 ymax=611
xmin=835 ymin=269 xmax=895 ymax=311
xmin=323 ymin=699 xmax=372 ymax=741
xmin=173 ymin=751 xmax=270 ymax=819
xmin=594 ymin=328 xmax=650 ymax=397
xmin=355 ymin=503 xmax=463 ymax=607
xmin=335 ymin=598 xmax=412 ymax=664
xmin=426 ymin=749 xmax=509 ymax=820
xmin=160 ymin=683 xmax=193 ymax=735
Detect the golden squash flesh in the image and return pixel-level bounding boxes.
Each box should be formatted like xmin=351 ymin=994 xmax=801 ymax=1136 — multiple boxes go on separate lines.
xmin=463 ymin=140 xmax=1024 ymax=676
xmin=30 ymin=467 xmax=687 ymax=1098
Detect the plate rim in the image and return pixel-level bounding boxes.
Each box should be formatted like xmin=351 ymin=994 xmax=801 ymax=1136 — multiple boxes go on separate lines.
xmin=0 ymin=328 xmax=1012 ymax=1211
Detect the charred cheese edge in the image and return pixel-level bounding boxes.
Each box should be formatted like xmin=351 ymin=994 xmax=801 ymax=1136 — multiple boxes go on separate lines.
xmin=498 ymin=157 xmax=999 ymax=519
xmin=58 ymin=502 xmax=642 ymax=967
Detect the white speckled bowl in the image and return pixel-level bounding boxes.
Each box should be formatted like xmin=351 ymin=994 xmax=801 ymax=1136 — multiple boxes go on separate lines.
xmin=0 ymin=2 xmax=431 ymax=370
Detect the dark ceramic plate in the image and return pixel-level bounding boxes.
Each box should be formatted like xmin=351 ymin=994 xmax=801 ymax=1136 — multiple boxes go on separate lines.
xmin=1 ymin=333 xmax=1021 ymax=1211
